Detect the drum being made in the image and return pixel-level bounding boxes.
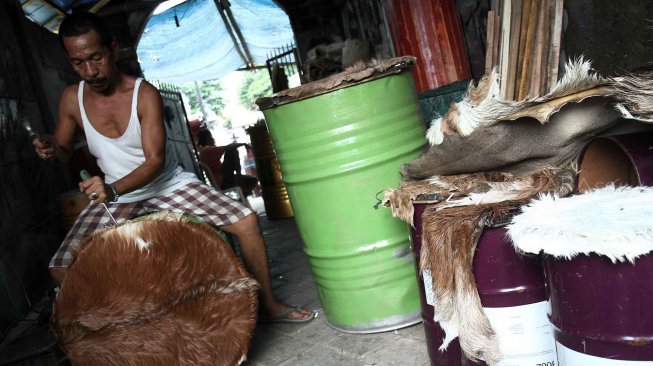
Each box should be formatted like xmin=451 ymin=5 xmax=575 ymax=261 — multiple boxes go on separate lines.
xmin=51 ymin=212 xmax=259 ymax=366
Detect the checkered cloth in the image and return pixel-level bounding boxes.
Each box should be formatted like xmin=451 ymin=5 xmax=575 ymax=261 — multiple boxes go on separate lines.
xmin=49 ymin=181 xmax=253 ymax=268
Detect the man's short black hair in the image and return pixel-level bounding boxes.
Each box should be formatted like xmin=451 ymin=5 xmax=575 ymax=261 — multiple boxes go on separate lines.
xmin=58 ymin=11 xmax=113 ymax=49
xmin=197 ymin=129 xmax=214 ymax=146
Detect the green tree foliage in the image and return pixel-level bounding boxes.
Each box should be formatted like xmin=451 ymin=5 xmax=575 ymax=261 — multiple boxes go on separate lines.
xmin=238 ymin=70 xmax=273 ymax=110
xmin=179 ymin=80 xmax=225 ymax=116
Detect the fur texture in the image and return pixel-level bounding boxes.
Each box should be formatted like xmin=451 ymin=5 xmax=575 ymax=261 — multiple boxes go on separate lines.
xmin=508 ymin=185 xmax=653 ymax=262
xmin=52 ymin=215 xmax=259 ymax=366
xmin=609 ymin=66 xmax=653 ymax=122
xmin=256 ymin=56 xmax=416 ymax=107
xmin=404 ymin=59 xmax=653 ymax=180
xmin=386 ymin=168 xmax=573 ymax=364
xmin=425 ymin=58 xmax=607 ymax=146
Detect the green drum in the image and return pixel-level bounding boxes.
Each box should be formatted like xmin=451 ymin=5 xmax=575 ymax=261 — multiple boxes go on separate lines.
xmin=257 ymin=57 xmax=425 ymax=333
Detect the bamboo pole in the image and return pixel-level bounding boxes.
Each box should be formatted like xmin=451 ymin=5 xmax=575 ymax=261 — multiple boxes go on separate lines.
xmin=518 ymin=0 xmax=540 ymax=99
xmin=530 ymin=0 xmax=549 ymax=97
xmin=499 ymin=0 xmax=512 ymax=99
xmin=515 ymin=0 xmax=532 ymax=100
xmin=506 ymin=0 xmax=523 ymax=100
xmin=485 ymin=10 xmax=498 ymax=75
xmin=547 ymin=0 xmax=564 ymax=91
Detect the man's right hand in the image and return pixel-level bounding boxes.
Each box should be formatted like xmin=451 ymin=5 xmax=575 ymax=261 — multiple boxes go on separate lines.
xmin=33 ymin=135 xmax=56 ymax=160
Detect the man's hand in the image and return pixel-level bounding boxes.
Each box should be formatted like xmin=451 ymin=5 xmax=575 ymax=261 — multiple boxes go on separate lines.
xmin=226 ymin=142 xmax=250 ymax=150
xmin=79 ymin=175 xmax=113 ymax=203
xmin=32 ymin=135 xmax=57 ymax=160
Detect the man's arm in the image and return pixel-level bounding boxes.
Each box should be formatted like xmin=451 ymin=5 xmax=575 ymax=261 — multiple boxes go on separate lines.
xmin=33 ymin=85 xmax=79 ymax=162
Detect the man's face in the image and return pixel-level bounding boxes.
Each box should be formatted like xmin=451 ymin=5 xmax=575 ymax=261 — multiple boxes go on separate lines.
xmin=63 ymin=30 xmax=116 ymax=92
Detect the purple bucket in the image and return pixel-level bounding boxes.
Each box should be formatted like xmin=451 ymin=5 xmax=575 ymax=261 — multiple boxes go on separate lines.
xmin=411 ymin=203 xmax=463 ymax=366
xmin=461 ymin=226 xmax=556 ymax=366
xmin=412 ymin=204 xmax=556 ymax=365
xmin=545 ymin=254 xmax=653 ymax=363
xmin=546 ymin=132 xmax=653 ymax=363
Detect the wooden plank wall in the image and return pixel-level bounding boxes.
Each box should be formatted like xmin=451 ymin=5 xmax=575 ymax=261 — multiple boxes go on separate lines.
xmin=484 ymin=0 xmax=564 ymax=100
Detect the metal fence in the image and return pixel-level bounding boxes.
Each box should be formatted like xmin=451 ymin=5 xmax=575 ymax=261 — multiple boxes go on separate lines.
xmin=265 ymin=44 xmax=303 ymax=92
xmin=150 ymin=80 xmax=204 ymax=182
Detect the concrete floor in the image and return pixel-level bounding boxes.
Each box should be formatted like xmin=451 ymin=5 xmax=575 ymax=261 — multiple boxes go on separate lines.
xmin=0 ymin=196 xmax=431 ymax=366
xmin=244 ymin=197 xmax=431 ymax=366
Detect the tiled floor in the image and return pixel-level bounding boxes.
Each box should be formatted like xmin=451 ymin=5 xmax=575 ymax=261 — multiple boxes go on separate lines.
xmin=244 ymin=197 xmax=430 ymax=366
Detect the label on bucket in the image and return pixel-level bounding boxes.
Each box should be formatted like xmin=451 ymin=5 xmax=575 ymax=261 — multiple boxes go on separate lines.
xmin=422 ymin=270 xmax=436 ymax=306
xmin=556 ymin=342 xmax=652 ymax=365
xmin=483 ymin=301 xmax=558 ymax=366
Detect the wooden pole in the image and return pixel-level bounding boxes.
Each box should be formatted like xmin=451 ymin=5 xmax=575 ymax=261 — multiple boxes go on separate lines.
xmin=506 ymin=0 xmax=523 ymax=100
xmin=530 ymin=0 xmax=549 ymax=97
xmin=515 ymin=0 xmax=532 ymax=100
xmin=547 ymin=0 xmax=564 ymax=91
xmin=499 ymin=0 xmax=512 ymax=99
xmin=485 ymin=10 xmax=497 ymax=75
xmin=518 ymin=0 xmax=540 ymax=99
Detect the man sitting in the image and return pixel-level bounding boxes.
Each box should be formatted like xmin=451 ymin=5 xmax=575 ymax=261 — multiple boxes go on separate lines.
xmin=197 ymin=129 xmax=258 ymax=196
xmin=33 ymin=11 xmax=313 ymax=323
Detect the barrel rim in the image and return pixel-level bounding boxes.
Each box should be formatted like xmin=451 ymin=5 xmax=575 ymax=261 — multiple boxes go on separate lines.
xmin=256 ymin=56 xmax=416 ymax=110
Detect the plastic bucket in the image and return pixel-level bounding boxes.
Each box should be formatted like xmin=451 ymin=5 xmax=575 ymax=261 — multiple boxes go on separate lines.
xmin=257 ymin=57 xmax=424 ymax=332
xmin=546 ymin=132 xmax=653 ymax=364
xmin=411 ymin=203 xmax=463 ymax=365
xmin=464 ymin=226 xmax=556 ymax=366
xmin=412 ymin=203 xmax=556 ymax=366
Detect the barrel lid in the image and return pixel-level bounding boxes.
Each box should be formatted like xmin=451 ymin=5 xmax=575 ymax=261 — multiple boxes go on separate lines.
xmin=256 ymin=56 xmax=416 ymax=110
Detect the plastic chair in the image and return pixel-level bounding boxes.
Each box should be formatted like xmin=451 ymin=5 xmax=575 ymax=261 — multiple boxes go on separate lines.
xmin=198 ymin=162 xmax=251 ymax=209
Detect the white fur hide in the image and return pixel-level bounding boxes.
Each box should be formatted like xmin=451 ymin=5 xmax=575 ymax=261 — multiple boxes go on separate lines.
xmin=507 ymin=185 xmax=653 ymax=262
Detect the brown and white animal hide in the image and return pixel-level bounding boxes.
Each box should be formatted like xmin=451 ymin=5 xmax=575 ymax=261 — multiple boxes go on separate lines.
xmin=256 ymin=56 xmax=415 ymax=107
xmin=384 ymin=168 xmax=574 ymax=226
xmin=383 ymin=171 xmax=515 ymax=225
xmin=401 ymin=58 xmax=653 ymax=179
xmin=52 ymin=212 xmax=259 ymax=366
xmin=609 ymin=67 xmax=653 ymax=122
xmin=403 ymin=96 xmax=621 ymax=179
xmin=385 ymin=168 xmax=574 ymax=364
xmin=425 ymin=58 xmax=609 ymax=146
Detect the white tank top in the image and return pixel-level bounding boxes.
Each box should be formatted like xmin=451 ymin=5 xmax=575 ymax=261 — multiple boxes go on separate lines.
xmin=79 ymin=78 xmax=197 ymax=203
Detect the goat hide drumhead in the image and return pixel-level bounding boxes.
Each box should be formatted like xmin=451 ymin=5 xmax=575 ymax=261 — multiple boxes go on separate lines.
xmin=51 ymin=215 xmax=259 ymax=366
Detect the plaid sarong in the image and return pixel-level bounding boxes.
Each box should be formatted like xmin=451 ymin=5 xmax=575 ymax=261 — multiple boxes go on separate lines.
xmin=49 ymin=181 xmax=253 ymax=268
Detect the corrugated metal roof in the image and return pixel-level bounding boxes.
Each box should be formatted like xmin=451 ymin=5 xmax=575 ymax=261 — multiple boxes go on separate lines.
xmin=20 ymin=0 xmax=97 ymax=32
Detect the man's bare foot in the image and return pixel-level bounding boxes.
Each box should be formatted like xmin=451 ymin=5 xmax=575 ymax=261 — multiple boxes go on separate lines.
xmin=259 ymin=303 xmax=315 ymax=323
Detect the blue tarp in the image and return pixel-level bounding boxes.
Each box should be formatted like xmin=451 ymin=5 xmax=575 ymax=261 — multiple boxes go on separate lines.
xmin=136 ymin=0 xmax=294 ymax=83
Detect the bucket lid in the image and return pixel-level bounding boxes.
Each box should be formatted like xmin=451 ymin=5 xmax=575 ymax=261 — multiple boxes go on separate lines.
xmin=256 ymin=56 xmax=416 ymax=110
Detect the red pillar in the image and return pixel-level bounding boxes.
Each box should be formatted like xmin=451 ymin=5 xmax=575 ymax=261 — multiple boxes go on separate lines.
xmin=384 ymin=0 xmax=471 ymax=92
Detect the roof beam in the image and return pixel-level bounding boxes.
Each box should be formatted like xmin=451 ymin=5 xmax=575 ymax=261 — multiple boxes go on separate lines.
xmin=89 ymin=0 xmax=112 ymax=13
xmin=213 ymin=0 xmax=250 ymax=68
xmin=219 ymin=0 xmax=255 ymax=68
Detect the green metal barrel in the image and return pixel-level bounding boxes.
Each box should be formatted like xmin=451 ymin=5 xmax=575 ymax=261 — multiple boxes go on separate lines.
xmin=257 ymin=57 xmax=425 ymax=333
